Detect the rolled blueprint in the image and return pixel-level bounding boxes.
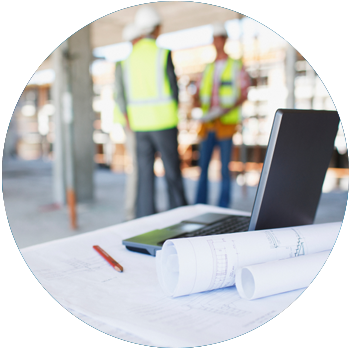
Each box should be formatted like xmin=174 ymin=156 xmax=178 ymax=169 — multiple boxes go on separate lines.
xmin=156 ymin=222 xmax=340 ymax=298
xmin=235 ymin=250 xmax=330 ymax=300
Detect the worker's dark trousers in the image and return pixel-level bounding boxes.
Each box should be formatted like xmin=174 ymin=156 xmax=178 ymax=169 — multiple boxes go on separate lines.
xmin=135 ymin=127 xmax=187 ymax=218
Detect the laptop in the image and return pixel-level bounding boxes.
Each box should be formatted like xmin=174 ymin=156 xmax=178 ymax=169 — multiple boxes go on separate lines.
xmin=122 ymin=109 xmax=340 ymax=256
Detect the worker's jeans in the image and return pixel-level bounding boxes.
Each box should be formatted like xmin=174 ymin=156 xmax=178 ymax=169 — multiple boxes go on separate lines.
xmin=135 ymin=127 xmax=187 ymax=218
xmin=195 ymin=132 xmax=233 ymax=208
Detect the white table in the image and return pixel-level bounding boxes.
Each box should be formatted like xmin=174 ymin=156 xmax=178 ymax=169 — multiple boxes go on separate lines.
xmin=21 ymin=204 xmax=306 ymax=347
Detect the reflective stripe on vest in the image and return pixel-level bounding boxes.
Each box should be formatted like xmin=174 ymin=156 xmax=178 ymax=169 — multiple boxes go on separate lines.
xmin=122 ymin=39 xmax=178 ymax=131
xmin=200 ymin=58 xmax=241 ymax=125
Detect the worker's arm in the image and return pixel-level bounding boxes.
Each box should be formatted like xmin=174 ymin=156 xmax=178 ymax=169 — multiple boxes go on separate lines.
xmin=166 ymin=51 xmax=179 ymax=104
xmin=192 ymin=75 xmax=202 ymax=108
xmin=114 ymin=62 xmax=131 ymax=128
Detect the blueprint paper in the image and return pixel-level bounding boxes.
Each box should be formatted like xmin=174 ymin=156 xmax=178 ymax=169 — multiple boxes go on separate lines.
xmin=235 ymin=250 xmax=330 ymax=300
xmin=19 ymin=206 xmax=340 ymax=347
xmin=156 ymin=222 xmax=340 ymax=297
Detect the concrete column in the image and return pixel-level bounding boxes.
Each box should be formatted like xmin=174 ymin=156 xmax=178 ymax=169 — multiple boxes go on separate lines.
xmin=69 ymin=26 xmax=95 ymax=202
xmin=52 ymin=41 xmax=67 ymax=205
xmin=286 ymin=45 xmax=297 ymax=108
xmin=52 ymin=26 xmax=95 ymax=204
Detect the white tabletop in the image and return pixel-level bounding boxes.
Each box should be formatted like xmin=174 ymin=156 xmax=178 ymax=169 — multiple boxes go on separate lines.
xmin=21 ymin=204 xmax=306 ymax=347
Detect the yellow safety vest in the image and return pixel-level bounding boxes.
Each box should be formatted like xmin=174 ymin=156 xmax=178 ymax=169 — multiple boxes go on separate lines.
xmin=200 ymin=58 xmax=242 ymax=125
xmin=121 ymin=38 xmax=178 ymax=132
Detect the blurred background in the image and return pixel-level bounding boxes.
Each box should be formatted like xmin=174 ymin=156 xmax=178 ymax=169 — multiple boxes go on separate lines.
xmin=3 ymin=3 xmax=348 ymax=248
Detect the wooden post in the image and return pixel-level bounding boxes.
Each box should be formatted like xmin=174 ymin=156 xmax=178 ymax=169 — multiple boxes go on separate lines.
xmin=66 ymin=189 xmax=77 ymax=229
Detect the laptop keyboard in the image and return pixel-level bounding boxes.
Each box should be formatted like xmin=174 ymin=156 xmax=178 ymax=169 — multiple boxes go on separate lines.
xmin=158 ymin=215 xmax=250 ymax=245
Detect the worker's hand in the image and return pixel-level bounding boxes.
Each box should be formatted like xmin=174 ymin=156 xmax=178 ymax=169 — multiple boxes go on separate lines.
xmin=192 ymin=94 xmax=201 ymax=108
xmin=124 ymin=113 xmax=131 ymax=130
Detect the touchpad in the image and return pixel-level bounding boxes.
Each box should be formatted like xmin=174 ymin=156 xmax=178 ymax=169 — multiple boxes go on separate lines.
xmin=167 ymin=223 xmax=205 ymax=233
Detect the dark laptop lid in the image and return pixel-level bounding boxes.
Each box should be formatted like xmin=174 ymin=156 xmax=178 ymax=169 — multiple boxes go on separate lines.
xmin=248 ymin=109 xmax=340 ymax=231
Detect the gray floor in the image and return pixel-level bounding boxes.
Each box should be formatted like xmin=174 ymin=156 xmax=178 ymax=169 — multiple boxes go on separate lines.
xmin=2 ymin=158 xmax=348 ymax=249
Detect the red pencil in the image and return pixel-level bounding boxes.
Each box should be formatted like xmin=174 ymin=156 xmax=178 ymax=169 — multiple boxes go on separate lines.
xmin=93 ymin=245 xmax=123 ymax=272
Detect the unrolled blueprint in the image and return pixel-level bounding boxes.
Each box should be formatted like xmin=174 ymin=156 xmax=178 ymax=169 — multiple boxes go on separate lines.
xmin=19 ymin=206 xmax=341 ymax=347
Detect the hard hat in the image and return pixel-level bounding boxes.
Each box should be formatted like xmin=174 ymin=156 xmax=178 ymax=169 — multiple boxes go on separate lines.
xmin=122 ymin=23 xmax=141 ymax=42
xmin=212 ymin=22 xmax=228 ymax=37
xmin=134 ymin=5 xmax=162 ymax=35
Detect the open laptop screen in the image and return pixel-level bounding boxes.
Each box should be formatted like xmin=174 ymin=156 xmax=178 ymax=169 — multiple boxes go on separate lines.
xmin=248 ymin=109 xmax=340 ymax=231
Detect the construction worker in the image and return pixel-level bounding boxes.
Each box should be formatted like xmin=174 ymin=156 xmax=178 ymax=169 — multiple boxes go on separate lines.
xmin=114 ymin=23 xmax=142 ymax=220
xmin=194 ymin=22 xmax=250 ymax=208
xmin=118 ymin=6 xmax=187 ymax=218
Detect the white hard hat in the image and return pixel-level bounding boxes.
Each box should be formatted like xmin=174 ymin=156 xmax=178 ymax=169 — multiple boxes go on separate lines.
xmin=134 ymin=5 xmax=162 ymax=35
xmin=212 ymin=22 xmax=228 ymax=37
xmin=122 ymin=23 xmax=141 ymax=42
